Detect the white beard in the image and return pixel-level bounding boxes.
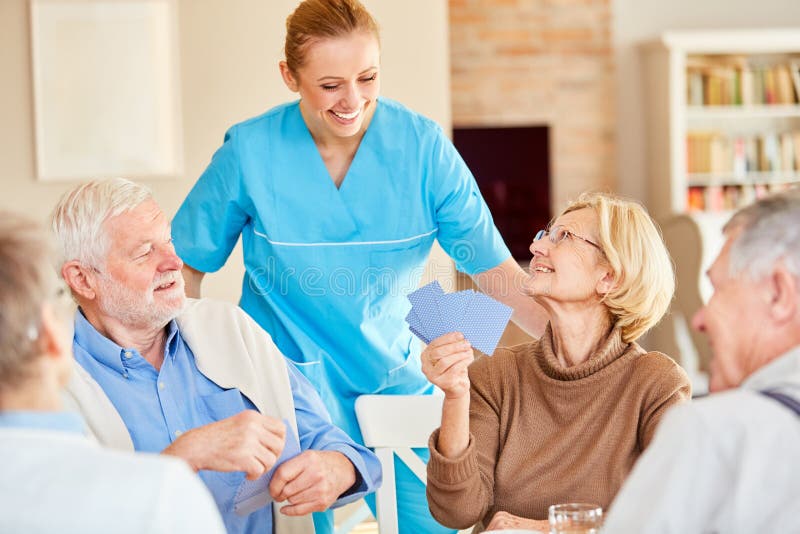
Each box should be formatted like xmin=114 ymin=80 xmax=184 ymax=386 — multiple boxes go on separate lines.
xmin=96 ymin=272 xmax=186 ymax=330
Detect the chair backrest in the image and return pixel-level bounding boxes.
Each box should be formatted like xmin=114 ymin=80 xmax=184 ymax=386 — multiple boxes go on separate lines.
xmin=355 ymin=394 xmax=444 ymax=534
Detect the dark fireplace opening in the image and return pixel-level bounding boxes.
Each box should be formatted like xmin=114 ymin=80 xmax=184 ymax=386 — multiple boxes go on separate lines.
xmin=453 ymin=125 xmax=551 ymax=261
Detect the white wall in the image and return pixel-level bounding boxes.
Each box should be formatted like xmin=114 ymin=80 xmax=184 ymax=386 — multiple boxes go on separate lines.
xmin=612 ymin=0 xmax=800 ymax=203
xmin=0 ymin=0 xmax=450 ymax=302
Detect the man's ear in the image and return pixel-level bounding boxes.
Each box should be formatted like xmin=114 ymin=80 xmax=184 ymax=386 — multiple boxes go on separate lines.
xmin=61 ymin=261 xmax=96 ymax=301
xmin=767 ymin=264 xmax=798 ymax=324
xmin=279 ymin=61 xmax=299 ymax=92
xmin=596 ymin=269 xmax=617 ymax=297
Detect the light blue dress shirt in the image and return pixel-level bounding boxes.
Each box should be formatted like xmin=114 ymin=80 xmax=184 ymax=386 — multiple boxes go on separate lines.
xmin=72 ymin=311 xmax=379 ymax=534
xmin=0 ymin=411 xmax=85 ymax=433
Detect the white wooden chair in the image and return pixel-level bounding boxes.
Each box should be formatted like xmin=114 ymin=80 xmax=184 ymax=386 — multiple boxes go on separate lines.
xmin=354 ymin=394 xmax=445 ymax=534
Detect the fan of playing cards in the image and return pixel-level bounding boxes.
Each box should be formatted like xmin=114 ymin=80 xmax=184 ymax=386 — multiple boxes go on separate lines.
xmin=404 ymin=281 xmax=513 ymax=356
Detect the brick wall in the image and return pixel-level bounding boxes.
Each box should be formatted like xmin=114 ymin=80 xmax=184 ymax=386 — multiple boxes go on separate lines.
xmin=449 ymin=0 xmax=616 ymax=210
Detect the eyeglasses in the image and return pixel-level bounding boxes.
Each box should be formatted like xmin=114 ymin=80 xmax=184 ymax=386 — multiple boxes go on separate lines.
xmin=534 ymin=225 xmax=603 ymax=252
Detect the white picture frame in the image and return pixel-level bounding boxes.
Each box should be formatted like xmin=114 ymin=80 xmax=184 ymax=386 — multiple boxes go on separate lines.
xmin=29 ymin=0 xmax=183 ymax=181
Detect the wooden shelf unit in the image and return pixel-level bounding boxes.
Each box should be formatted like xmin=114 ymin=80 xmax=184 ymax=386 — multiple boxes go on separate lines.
xmin=642 ymin=29 xmax=800 ymax=219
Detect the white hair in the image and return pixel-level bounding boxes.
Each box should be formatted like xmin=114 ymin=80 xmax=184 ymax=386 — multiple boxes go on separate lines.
xmin=51 ymin=178 xmax=153 ymax=270
xmin=725 ymin=188 xmax=800 ymax=281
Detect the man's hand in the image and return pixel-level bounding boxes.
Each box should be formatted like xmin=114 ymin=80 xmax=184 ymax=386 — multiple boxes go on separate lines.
xmin=485 ymin=511 xmax=550 ymax=531
xmin=269 ymin=450 xmax=356 ymax=516
xmin=162 ymin=409 xmax=286 ymax=481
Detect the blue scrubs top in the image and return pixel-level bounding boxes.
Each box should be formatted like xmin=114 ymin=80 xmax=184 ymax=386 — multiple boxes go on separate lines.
xmin=172 ymin=98 xmax=510 ymax=440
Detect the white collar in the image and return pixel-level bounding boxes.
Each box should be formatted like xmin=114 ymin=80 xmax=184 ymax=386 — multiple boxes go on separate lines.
xmin=742 ymin=345 xmax=800 ymax=391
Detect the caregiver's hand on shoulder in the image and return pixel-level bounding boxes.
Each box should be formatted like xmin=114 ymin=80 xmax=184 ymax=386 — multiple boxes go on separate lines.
xmin=485 ymin=511 xmax=550 ymax=531
xmin=421 ymin=332 xmax=474 ymax=399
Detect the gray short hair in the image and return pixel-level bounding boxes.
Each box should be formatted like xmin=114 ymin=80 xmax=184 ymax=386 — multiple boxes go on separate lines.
xmin=0 ymin=212 xmax=58 ymax=392
xmin=725 ymin=188 xmax=800 ymax=280
xmin=51 ymin=178 xmax=153 ymax=269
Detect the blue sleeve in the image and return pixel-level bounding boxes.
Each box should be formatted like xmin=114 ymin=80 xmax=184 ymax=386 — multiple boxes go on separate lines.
xmin=428 ymin=126 xmax=511 ymax=275
xmin=172 ymin=126 xmax=250 ymax=273
xmin=287 ymin=361 xmax=382 ymax=505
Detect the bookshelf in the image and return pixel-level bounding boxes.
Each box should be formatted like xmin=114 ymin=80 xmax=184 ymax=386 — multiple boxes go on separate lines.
xmin=642 ymin=29 xmax=800 ymax=219
xmin=640 ymin=30 xmax=800 ymax=384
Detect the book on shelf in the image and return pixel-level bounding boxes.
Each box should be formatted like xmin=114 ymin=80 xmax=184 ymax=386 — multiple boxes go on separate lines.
xmin=687 ymin=130 xmax=800 ymax=175
xmin=686 ymin=55 xmax=800 ymax=107
xmin=687 ymin=71 xmax=704 ymax=106
xmin=739 ymin=183 xmax=756 ymax=207
xmin=685 ymin=182 xmax=795 ymax=212
xmin=776 ymin=65 xmax=796 ymax=104
xmin=687 ymin=186 xmax=705 ymax=211
xmin=762 ymin=133 xmax=779 ymax=172
xmin=753 ymin=66 xmax=765 ymax=105
xmin=733 ymin=137 xmax=747 ymax=177
xmin=781 ymin=133 xmax=796 ymax=172
xmin=741 ymin=68 xmax=754 ymax=106
xmin=745 ymin=137 xmax=759 ymax=173
xmin=791 ymin=60 xmax=800 ymax=103
xmin=795 ymin=131 xmax=800 ymax=170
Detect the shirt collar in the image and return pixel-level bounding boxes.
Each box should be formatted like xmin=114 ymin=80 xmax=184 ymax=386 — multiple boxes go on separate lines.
xmin=0 ymin=411 xmax=86 ymax=435
xmin=164 ymin=319 xmax=180 ymax=357
xmin=73 ymin=310 xmax=181 ymax=375
xmin=742 ymin=344 xmax=800 ymax=391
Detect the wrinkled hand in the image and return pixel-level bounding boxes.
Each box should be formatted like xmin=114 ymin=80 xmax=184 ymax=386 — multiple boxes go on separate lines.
xmin=485 ymin=511 xmax=550 ymax=531
xmin=421 ymin=332 xmax=474 ymax=399
xmin=269 ymin=450 xmax=356 ymax=516
xmin=162 ymin=409 xmax=285 ymax=481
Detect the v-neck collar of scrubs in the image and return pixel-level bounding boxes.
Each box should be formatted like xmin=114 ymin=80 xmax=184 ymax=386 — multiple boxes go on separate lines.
xmin=295 ymin=98 xmax=381 ymax=196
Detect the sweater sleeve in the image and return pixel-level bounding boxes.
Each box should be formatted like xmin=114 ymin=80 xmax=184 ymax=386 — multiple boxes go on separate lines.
xmin=636 ymin=352 xmax=693 ymax=449
xmin=426 ymin=355 xmax=502 ymax=529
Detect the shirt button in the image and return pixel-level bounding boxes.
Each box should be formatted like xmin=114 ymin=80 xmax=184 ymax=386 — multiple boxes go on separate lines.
xmin=158 ymin=382 xmax=165 ymax=390
xmin=175 ymin=430 xmax=183 ymax=437
xmin=124 ymin=351 xmax=133 ymax=359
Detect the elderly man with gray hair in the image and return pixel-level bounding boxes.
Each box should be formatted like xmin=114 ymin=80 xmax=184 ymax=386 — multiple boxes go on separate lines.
xmin=0 ymin=211 xmax=225 ymax=534
xmin=53 ymin=178 xmax=380 ymax=534
xmin=603 ymin=190 xmax=800 ymax=533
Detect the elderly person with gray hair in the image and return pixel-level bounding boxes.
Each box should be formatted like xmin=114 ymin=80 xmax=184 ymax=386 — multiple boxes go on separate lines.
xmin=604 ymin=190 xmax=800 ymax=533
xmin=0 ymin=211 xmax=225 ymax=534
xmin=52 ymin=178 xmax=380 ymax=534
xmin=424 ymin=192 xmax=691 ymax=532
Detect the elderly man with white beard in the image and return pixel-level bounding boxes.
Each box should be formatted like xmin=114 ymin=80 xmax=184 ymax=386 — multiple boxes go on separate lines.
xmin=52 ymin=178 xmax=380 ymax=534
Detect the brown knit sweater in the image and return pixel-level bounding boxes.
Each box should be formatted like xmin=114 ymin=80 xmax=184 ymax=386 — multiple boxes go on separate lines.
xmin=426 ymin=324 xmax=691 ymax=530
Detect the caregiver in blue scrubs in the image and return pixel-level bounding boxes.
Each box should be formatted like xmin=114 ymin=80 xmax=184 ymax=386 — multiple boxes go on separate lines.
xmin=172 ymin=1 xmax=547 ymax=532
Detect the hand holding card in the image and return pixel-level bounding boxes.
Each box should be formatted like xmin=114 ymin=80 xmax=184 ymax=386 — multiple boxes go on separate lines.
xmin=234 ymin=419 xmax=301 ymax=516
xmin=406 ymin=282 xmax=512 ymax=356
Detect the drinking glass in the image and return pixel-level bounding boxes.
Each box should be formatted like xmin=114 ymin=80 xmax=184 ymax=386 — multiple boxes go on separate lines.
xmin=548 ymin=503 xmax=603 ymax=534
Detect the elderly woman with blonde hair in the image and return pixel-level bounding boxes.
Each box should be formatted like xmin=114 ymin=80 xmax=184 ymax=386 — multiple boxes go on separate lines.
xmin=423 ymin=192 xmax=691 ymax=532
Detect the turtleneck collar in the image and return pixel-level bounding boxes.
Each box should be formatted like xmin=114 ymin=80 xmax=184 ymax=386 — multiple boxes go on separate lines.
xmin=538 ymin=322 xmax=633 ymax=380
